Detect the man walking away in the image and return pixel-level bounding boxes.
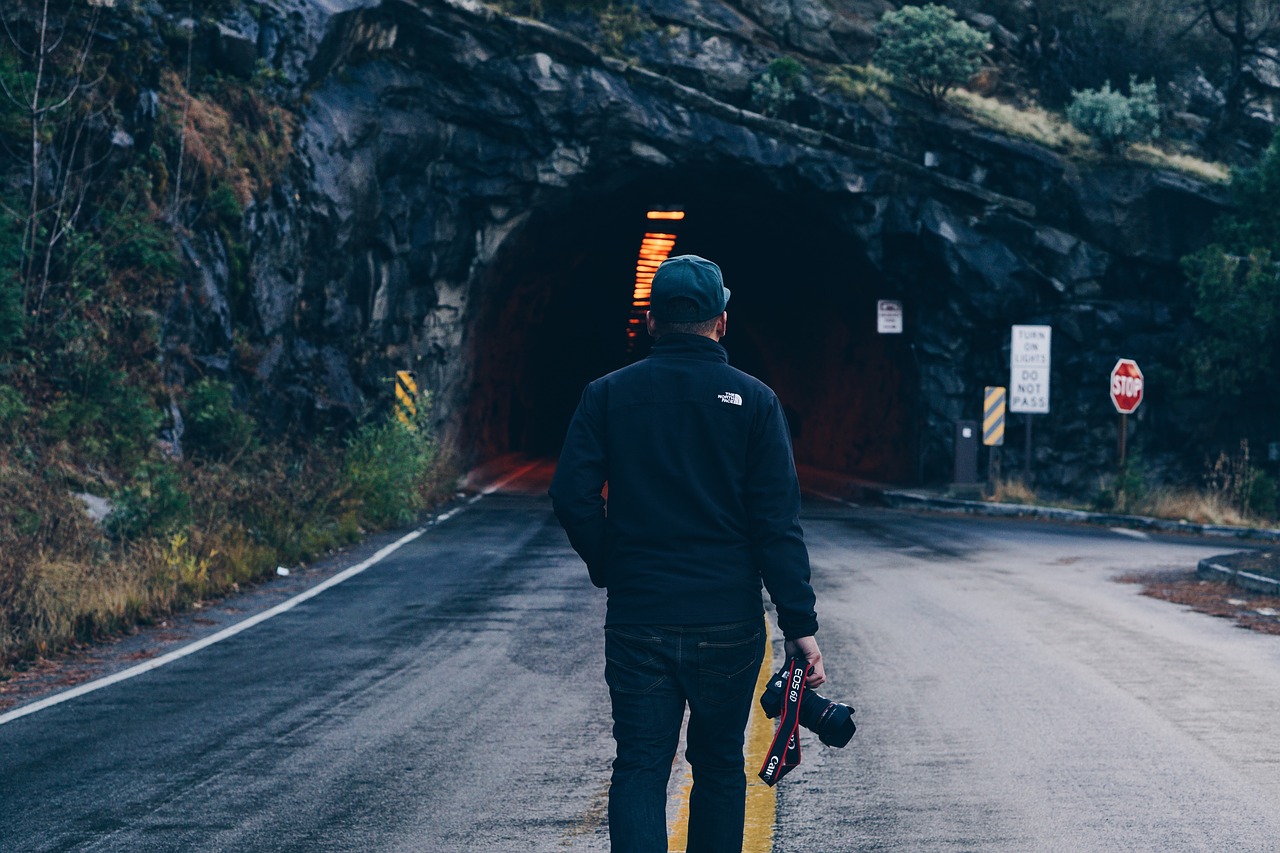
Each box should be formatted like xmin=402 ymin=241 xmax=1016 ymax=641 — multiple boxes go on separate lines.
xmin=549 ymin=254 xmax=826 ymax=853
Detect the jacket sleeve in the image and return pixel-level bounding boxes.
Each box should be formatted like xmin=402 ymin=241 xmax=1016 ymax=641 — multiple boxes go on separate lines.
xmin=548 ymin=383 xmax=610 ymax=588
xmin=745 ymin=393 xmax=819 ymax=639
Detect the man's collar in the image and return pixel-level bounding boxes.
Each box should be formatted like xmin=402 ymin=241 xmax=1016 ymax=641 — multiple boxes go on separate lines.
xmin=647 ymin=334 xmax=729 ymax=363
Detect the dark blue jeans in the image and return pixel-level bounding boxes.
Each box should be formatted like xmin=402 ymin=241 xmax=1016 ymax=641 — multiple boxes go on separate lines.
xmin=604 ymin=617 xmax=766 ymax=853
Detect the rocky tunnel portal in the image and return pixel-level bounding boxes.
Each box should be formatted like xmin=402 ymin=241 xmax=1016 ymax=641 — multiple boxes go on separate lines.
xmin=463 ymin=171 xmax=918 ymax=484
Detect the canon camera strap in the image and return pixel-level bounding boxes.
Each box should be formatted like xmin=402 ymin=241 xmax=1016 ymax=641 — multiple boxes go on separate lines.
xmin=758 ymin=656 xmax=811 ymax=787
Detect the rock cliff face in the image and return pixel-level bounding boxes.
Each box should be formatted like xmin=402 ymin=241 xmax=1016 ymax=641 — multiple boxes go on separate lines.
xmin=205 ymin=0 xmax=1232 ymax=489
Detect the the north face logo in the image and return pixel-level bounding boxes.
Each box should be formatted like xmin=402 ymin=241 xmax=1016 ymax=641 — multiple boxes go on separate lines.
xmin=718 ymin=392 xmax=743 ymax=406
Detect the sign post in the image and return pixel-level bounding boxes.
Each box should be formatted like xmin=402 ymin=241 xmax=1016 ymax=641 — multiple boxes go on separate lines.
xmin=1009 ymin=326 xmax=1051 ymax=479
xmin=1109 ymin=358 xmax=1144 ymax=465
xmin=983 ymin=386 xmax=1006 ymax=492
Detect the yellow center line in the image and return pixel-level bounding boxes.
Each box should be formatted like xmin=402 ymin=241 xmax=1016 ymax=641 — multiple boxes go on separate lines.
xmin=668 ymin=622 xmax=777 ymax=852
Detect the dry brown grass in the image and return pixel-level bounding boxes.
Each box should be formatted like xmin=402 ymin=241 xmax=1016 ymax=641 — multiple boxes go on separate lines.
xmin=982 ymin=476 xmax=1275 ymax=530
xmin=987 ymin=477 xmax=1040 ymax=505
xmin=946 ymin=89 xmax=1090 ymax=151
xmin=159 ymin=69 xmax=297 ymax=207
xmin=946 ymin=89 xmax=1230 ymax=184
xmin=819 ymin=64 xmax=891 ymax=101
xmin=1127 ymin=143 xmax=1230 ymax=184
xmin=1139 ymin=487 xmax=1261 ymax=527
xmin=0 ymin=427 xmax=449 ymax=674
xmin=18 ymin=557 xmax=151 ymax=653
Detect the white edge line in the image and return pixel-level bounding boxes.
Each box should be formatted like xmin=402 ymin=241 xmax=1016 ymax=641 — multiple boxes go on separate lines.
xmin=0 ymin=460 xmax=545 ymax=727
xmin=471 ymin=459 xmax=543 ymax=501
xmin=0 ymin=526 xmax=427 ymax=727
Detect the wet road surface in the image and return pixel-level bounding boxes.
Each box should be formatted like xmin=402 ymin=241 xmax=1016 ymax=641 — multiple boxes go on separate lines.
xmin=3 ymin=465 xmax=1280 ymax=851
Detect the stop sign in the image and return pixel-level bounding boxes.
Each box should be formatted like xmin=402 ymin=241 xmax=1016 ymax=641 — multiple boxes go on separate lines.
xmin=1110 ymin=358 xmax=1144 ymax=414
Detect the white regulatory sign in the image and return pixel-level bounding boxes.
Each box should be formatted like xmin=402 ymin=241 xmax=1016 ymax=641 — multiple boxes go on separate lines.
xmin=1009 ymin=325 xmax=1051 ymax=414
xmin=877 ymin=300 xmax=903 ymax=334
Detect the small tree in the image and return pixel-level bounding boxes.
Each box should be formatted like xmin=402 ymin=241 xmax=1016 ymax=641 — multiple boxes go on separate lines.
xmin=873 ymin=4 xmax=987 ymax=108
xmin=1066 ymin=77 xmax=1161 ymax=152
xmin=1180 ymin=128 xmax=1280 ymax=428
xmin=1199 ymin=0 xmax=1280 ymax=132
xmin=0 ymin=1 xmax=108 ymax=339
xmin=750 ymin=57 xmax=805 ymax=119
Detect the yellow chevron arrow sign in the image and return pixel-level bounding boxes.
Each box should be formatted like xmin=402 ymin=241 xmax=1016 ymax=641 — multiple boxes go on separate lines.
xmin=983 ymin=386 xmax=1006 ymax=447
xmin=396 ymin=370 xmax=418 ymax=429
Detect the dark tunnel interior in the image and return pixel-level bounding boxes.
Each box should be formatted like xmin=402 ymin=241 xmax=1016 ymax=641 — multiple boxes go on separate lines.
xmin=463 ymin=169 xmax=918 ymax=483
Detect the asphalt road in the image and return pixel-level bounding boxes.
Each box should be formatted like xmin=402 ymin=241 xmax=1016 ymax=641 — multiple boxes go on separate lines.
xmin=3 ymin=465 xmax=1280 ymax=852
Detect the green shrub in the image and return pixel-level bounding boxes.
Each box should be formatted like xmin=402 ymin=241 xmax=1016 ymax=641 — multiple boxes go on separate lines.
xmin=751 ymin=58 xmax=808 ymax=119
xmin=106 ymin=461 xmax=192 ymax=541
xmin=0 ymin=384 xmax=28 ymax=437
xmin=1204 ymin=440 xmax=1276 ymax=520
xmin=0 ymin=46 xmax=31 ymax=143
xmin=0 ymin=201 xmax=23 ymax=353
xmin=102 ymin=169 xmax=181 ymax=285
xmin=44 ymin=365 xmax=164 ymax=470
xmin=751 ymin=72 xmax=797 ymax=119
xmin=342 ymin=402 xmax=437 ymax=528
xmin=184 ymin=378 xmax=256 ymax=459
xmin=597 ymin=3 xmax=650 ymax=55
xmin=764 ymin=57 xmax=804 ymax=89
xmin=1095 ymin=454 xmax=1147 ymax=513
xmin=1066 ymin=76 xmax=1160 ymax=151
xmin=873 ymin=4 xmax=987 ymax=107
xmin=1180 ymin=129 xmax=1280 ymax=417
xmin=1246 ymin=471 xmax=1277 ymax=519
xmin=1183 ymin=247 xmax=1277 ymax=397
xmin=1218 ymin=126 xmax=1280 ymax=253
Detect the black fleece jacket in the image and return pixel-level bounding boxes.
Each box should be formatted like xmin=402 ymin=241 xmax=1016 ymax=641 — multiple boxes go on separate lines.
xmin=548 ymin=334 xmax=819 ymax=639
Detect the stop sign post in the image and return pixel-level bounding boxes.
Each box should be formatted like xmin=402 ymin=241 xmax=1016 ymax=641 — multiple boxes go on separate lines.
xmin=1110 ymin=359 xmax=1143 ymax=464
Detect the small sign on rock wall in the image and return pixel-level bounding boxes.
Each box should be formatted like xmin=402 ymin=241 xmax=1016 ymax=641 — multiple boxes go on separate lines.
xmin=877 ymin=300 xmax=903 ymax=334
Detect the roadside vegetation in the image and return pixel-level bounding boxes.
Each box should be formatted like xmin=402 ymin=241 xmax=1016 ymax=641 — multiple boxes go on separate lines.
xmin=989 ymin=438 xmax=1278 ymax=527
xmin=868 ymin=3 xmax=1238 ymax=179
xmin=0 ymin=0 xmax=1276 ymax=671
xmin=971 ymin=103 xmax=1280 ymax=527
xmin=0 ymin=2 xmax=447 ymax=675
xmin=987 ymin=484 xmax=1274 ymax=529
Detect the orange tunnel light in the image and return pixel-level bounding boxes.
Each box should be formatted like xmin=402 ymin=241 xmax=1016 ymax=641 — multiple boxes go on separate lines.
xmin=628 ymin=213 xmax=685 ymax=353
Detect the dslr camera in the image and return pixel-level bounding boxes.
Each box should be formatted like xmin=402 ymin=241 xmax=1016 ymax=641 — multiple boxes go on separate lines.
xmin=759 ymin=663 xmax=856 ymax=748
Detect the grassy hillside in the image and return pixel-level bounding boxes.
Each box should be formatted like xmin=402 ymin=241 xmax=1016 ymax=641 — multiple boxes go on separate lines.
xmin=0 ymin=1 xmax=448 ymax=674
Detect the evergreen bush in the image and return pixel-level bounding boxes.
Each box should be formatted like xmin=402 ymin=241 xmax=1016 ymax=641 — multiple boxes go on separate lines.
xmin=184 ymin=378 xmax=256 ymax=459
xmin=751 ymin=58 xmax=806 ymax=119
xmin=1066 ymin=77 xmax=1161 ymax=151
xmin=342 ymin=401 xmax=438 ymax=528
xmin=873 ymin=4 xmax=987 ymax=107
xmin=106 ymin=461 xmax=193 ymax=541
xmin=1181 ymin=128 xmax=1280 ymax=409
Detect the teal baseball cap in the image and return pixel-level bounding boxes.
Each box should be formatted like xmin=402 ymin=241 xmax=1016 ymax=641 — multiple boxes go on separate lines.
xmin=650 ymin=255 xmax=731 ymax=322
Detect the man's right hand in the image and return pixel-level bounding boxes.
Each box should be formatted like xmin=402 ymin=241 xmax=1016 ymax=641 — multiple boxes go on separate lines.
xmin=784 ymin=635 xmax=826 ymax=687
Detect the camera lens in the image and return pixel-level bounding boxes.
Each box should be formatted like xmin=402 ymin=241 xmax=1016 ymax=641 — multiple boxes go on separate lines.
xmin=759 ymin=665 xmax=855 ymax=748
xmin=809 ymin=698 xmax=856 ymax=748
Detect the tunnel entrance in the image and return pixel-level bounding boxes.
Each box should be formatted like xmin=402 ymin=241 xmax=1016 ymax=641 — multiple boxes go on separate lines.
xmin=463 ymin=169 xmax=918 ymax=484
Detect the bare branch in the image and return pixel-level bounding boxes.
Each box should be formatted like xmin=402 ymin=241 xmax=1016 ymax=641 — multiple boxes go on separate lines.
xmin=171 ymin=2 xmax=194 ymax=226
xmin=1172 ymin=8 xmax=1210 ymax=42
xmin=0 ymin=7 xmax=39 ymax=61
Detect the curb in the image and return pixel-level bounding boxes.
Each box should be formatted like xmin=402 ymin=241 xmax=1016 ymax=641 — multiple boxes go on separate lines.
xmin=1197 ymin=555 xmax=1280 ymax=596
xmin=879 ymin=489 xmax=1280 ymax=543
